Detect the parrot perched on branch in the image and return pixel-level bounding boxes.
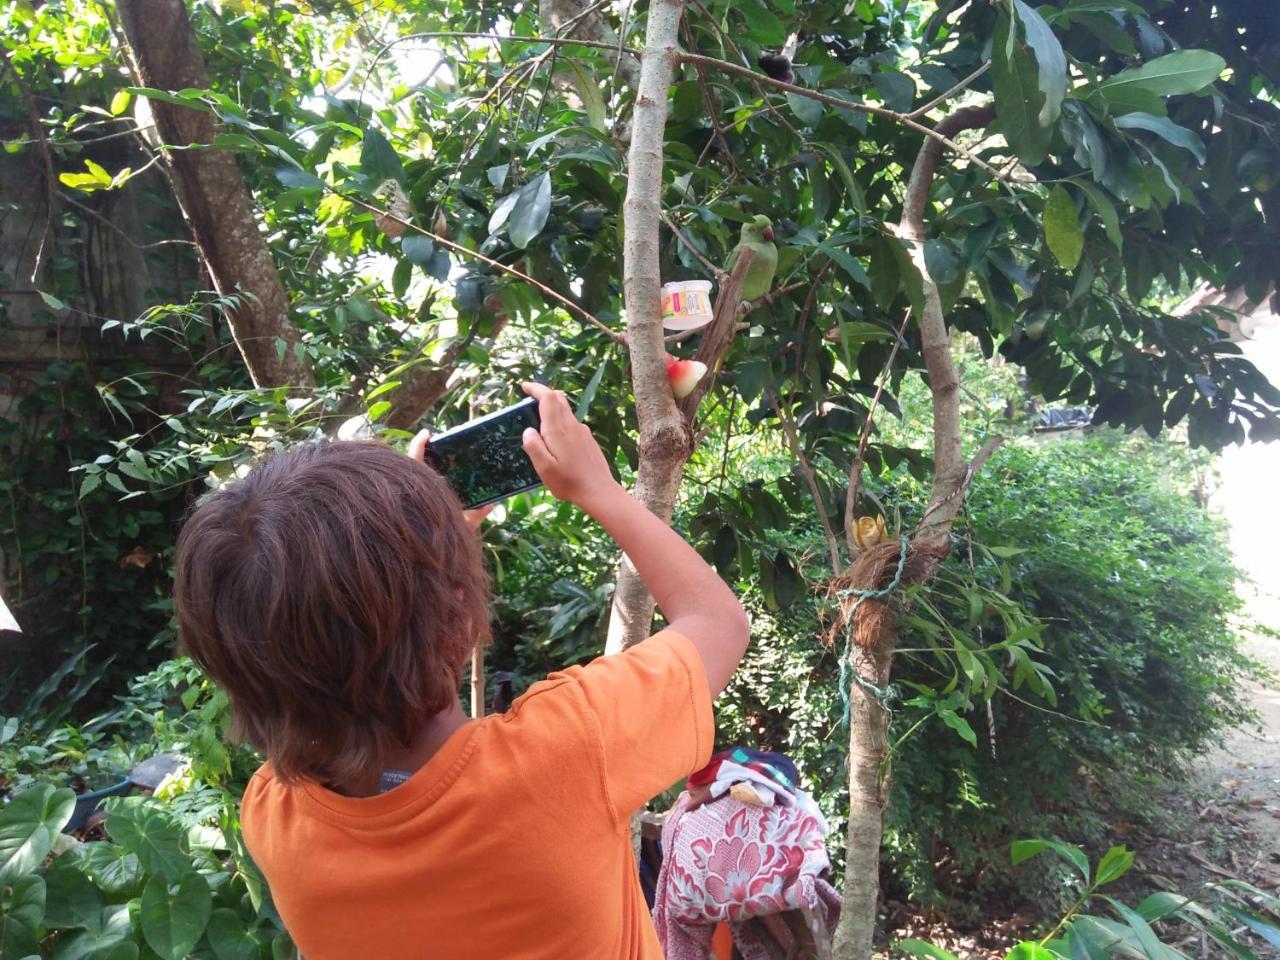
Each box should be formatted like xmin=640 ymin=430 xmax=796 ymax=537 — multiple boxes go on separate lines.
xmin=726 ymin=215 xmax=778 ymax=303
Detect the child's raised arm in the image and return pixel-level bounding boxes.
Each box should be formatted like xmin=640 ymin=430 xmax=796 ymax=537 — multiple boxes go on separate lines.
xmin=520 ymin=383 xmax=750 ymax=696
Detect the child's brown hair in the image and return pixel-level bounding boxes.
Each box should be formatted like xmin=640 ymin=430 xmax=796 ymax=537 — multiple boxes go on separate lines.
xmin=174 ymin=441 xmax=491 ymax=786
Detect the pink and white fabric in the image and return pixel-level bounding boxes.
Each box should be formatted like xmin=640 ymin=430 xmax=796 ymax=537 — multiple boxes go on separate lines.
xmin=652 ymin=791 xmax=841 ymax=960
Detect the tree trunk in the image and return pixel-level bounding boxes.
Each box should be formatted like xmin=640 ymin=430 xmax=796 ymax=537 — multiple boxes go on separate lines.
xmin=605 ymin=0 xmax=687 ymax=654
xmin=831 ymin=105 xmax=996 ymax=960
xmin=116 ymin=0 xmax=312 ymax=390
xmin=606 ymin=249 xmax=755 ymax=652
xmin=539 ymin=0 xmax=641 ymax=93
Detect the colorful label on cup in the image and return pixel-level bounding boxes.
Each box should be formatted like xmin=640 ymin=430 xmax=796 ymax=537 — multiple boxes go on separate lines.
xmin=663 ymin=290 xmax=709 ymax=318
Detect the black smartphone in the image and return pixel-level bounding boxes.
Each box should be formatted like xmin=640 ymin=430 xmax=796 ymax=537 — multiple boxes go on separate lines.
xmin=424 ymin=397 xmax=543 ymax=509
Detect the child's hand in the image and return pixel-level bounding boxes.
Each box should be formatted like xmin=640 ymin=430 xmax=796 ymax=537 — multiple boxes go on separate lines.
xmin=520 ymin=382 xmax=619 ymax=511
xmin=408 ymin=429 xmax=494 ymax=532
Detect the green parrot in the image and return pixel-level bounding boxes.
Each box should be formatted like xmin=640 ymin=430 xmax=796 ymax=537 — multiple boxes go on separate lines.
xmin=726 ymin=215 xmax=778 ymax=302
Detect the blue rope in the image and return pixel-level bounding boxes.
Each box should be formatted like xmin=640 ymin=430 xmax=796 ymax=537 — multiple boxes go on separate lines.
xmin=837 ymin=536 xmax=910 ymax=727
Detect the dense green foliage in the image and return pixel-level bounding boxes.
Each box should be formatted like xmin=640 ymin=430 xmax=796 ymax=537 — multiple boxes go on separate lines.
xmin=2 ymin=0 xmax=1277 ymax=951
xmin=489 ymin=425 xmax=1256 ymax=907
xmin=900 ymin=840 xmax=1280 ymax=959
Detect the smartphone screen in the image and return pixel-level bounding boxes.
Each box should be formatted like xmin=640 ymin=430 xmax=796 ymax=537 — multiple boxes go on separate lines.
xmin=424 ymin=398 xmax=543 ymax=509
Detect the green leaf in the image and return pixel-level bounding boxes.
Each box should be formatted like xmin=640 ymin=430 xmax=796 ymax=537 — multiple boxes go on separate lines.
xmin=987 ymin=545 xmax=1026 ymax=558
xmin=923 ymin=239 xmax=960 ymax=285
xmin=874 ymin=71 xmax=915 ymax=113
xmin=105 ymin=800 xmax=190 ymax=883
xmin=360 ymin=128 xmax=405 ymax=186
xmin=140 ymin=873 xmax=212 ymax=960
xmin=735 ymin=360 xmax=770 ymax=405
xmin=1102 ymin=897 xmax=1166 ymax=959
xmin=1222 ymin=906 xmax=1280 ymax=949
xmin=1133 ymin=892 xmax=1189 ymax=922
xmin=1013 ymin=0 xmax=1068 ymax=127
xmin=1072 ymin=179 xmax=1123 ymax=250
xmin=869 ymin=234 xmax=900 ymax=309
xmin=109 ymin=89 xmax=133 ymax=116
xmin=79 ymin=843 xmax=143 ymax=898
xmin=744 ymin=0 xmax=786 ymax=45
xmin=79 ymin=473 xmax=103 ymax=498
xmin=1114 ymin=113 xmax=1206 ymax=163
xmin=772 ymin=553 xmax=801 ymax=610
xmin=51 ymin=905 xmax=134 ymax=960
xmin=813 ymin=143 xmax=866 ymax=216
xmin=895 ymin=940 xmax=962 ymax=960
xmin=1044 ymin=185 xmax=1083 ymax=271
xmin=121 ymin=448 xmax=151 ymax=483
xmin=507 ymin=172 xmax=552 ymax=249
xmin=1011 ymin=839 xmax=1091 ymax=884
xmin=1094 ymin=845 xmax=1135 ymax=886
xmin=939 ymin=708 xmax=978 ymax=747
xmin=821 ymin=244 xmax=872 ymax=291
xmin=206 ymin=908 xmax=264 ymax=960
xmin=0 ymin=873 xmax=44 ymax=959
xmin=565 ymin=61 xmax=607 ymax=132
xmin=392 ymin=258 xmax=412 ymax=299
xmin=39 ymin=291 xmax=66 ymax=311
xmin=993 ymin=9 xmax=1053 ymax=165
xmin=364 ymin=380 xmax=402 ymax=402
xmin=274 ymin=167 xmax=323 ymax=190
xmin=1094 ymin=50 xmax=1226 ymax=114
xmin=42 ymin=855 xmax=104 ymax=928
xmin=0 ymin=784 xmax=76 ymax=882
xmin=367 ymin=400 xmax=392 ymax=422
xmin=0 ymin=717 xmax=15 ymax=744
xmin=401 ymin=235 xmax=434 ymax=266
xmin=1004 ymin=944 xmax=1055 ymax=960
xmin=787 ymin=92 xmax=824 ymax=127
xmin=575 ymin=363 xmax=607 ymax=419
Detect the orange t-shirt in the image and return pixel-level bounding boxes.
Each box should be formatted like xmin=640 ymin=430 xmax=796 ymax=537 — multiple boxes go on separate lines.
xmin=241 ymin=630 xmax=714 ymax=959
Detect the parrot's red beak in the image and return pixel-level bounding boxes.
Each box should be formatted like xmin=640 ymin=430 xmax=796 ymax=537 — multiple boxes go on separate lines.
xmin=763 ymin=225 xmax=775 ymax=241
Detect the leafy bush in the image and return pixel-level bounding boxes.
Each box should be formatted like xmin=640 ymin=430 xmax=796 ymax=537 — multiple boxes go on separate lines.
xmin=682 ymin=429 xmax=1255 ymax=910
xmin=0 ymin=654 xmax=292 ymax=958
xmin=0 ymin=783 xmax=292 ymax=959
xmin=898 ymin=839 xmax=1280 ymax=959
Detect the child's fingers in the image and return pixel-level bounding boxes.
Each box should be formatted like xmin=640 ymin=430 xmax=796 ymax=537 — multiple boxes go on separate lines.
xmin=521 ymin=427 xmax=558 ymax=479
xmin=463 ymin=504 xmax=495 ymax=532
xmin=523 ymin=382 xmax=574 ymax=434
xmin=408 ymin=429 xmax=431 ymax=462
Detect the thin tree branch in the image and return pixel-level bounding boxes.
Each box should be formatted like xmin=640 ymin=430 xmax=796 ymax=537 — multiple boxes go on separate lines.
xmin=845 ymin=309 xmax=911 ymax=552
xmin=683 ymin=22 xmax=742 ymax=178
xmin=676 ymin=247 xmax=753 ymax=419
xmin=660 ymin=211 xmax=723 ymax=279
xmin=912 ymin=434 xmax=1004 ymax=534
xmin=678 ymin=52 xmax=1006 ymax=182
xmin=905 ymin=61 xmax=991 ymax=120
xmin=347 ymin=197 xmax=623 ymax=343
xmin=3 ymin=50 xmax=56 ymax=282
xmin=745 ymin=279 xmax=807 ymax=313
xmin=684 ymin=0 xmax=804 ymax=143
xmin=775 ymin=396 xmax=842 ymax=574
xmin=60 ymin=194 xmax=195 ymax=251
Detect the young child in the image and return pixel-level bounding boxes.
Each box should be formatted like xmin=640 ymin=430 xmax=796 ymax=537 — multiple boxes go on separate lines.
xmin=174 ymin=382 xmax=750 ymax=959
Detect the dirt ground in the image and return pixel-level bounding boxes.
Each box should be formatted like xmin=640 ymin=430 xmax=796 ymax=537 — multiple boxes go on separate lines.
xmin=1202 ymin=323 xmax=1280 ymax=876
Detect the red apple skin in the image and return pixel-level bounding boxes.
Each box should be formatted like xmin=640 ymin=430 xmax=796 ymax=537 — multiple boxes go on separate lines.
xmin=665 ymin=355 xmax=707 ymax=399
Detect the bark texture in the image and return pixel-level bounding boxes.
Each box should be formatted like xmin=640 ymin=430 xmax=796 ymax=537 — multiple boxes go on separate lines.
xmin=116 ymin=0 xmax=312 ymax=390
xmin=540 ymin=0 xmax=641 ymax=91
xmin=831 ymin=104 xmax=996 ymax=960
xmin=605 ymin=0 xmax=687 ymax=655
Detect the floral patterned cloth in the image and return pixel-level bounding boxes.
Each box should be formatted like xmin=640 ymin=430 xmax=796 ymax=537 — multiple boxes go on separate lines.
xmin=652 ymin=791 xmax=841 ymax=960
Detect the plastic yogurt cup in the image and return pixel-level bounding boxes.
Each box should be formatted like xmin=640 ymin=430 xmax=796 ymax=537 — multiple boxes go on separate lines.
xmin=661 ymin=280 xmax=715 ymax=330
